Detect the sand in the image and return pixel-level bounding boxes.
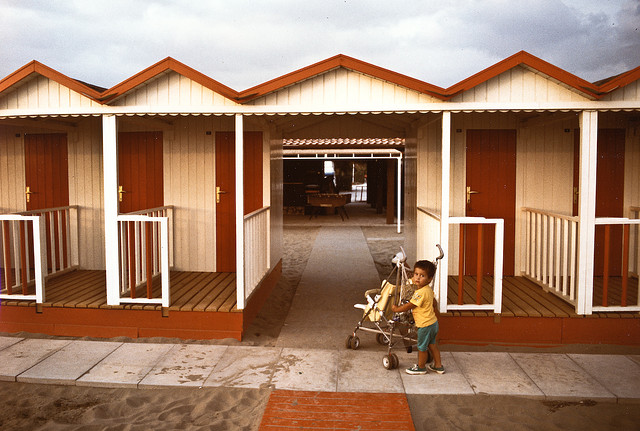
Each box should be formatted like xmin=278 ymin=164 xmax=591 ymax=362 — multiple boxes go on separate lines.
xmin=1 ymin=221 xmax=639 ymax=430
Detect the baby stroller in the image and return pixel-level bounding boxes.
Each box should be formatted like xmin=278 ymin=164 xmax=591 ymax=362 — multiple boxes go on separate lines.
xmin=345 ymin=244 xmax=444 ymax=370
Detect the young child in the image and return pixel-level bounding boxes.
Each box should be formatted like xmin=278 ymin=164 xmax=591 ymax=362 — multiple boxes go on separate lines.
xmin=391 ymin=260 xmax=444 ymax=375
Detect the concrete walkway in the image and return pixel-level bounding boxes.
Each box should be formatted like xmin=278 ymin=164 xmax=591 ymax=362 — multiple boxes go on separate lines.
xmin=0 ymin=336 xmax=639 ymax=402
xmin=1 ymin=222 xmax=639 ymax=403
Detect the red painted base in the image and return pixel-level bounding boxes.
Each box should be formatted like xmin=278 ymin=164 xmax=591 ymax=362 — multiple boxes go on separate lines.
xmin=439 ymin=315 xmax=640 ymax=346
xmin=0 ymin=261 xmax=283 ymax=341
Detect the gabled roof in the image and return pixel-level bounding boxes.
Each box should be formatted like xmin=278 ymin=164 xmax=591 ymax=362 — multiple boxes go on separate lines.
xmin=1 ymin=51 xmax=639 ymax=109
xmin=443 ymin=51 xmax=603 ymax=100
xmin=100 ymin=57 xmax=239 ymax=103
xmin=237 ymin=54 xmax=448 ymax=102
xmin=0 ymin=60 xmax=104 ymax=101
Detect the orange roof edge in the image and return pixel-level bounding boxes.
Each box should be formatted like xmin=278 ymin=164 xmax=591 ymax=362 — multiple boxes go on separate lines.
xmin=445 ymin=51 xmax=601 ymax=99
xmin=0 ymin=60 xmax=103 ymax=100
xmin=596 ymin=64 xmax=640 ymax=93
xmin=102 ymin=57 xmax=240 ymax=103
xmin=238 ymin=54 xmax=447 ymax=101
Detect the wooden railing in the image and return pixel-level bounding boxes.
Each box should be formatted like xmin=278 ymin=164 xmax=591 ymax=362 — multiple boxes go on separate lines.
xmin=522 ymin=208 xmax=579 ymax=306
xmin=243 ymin=206 xmax=270 ymax=302
xmin=631 ymin=206 xmax=640 ymax=278
xmin=18 ymin=206 xmax=79 ymax=277
xmin=447 ymin=217 xmax=503 ymax=314
xmin=592 ymin=214 xmax=640 ymax=313
xmin=117 ymin=206 xmax=172 ymax=307
xmin=0 ymin=214 xmax=46 ymax=302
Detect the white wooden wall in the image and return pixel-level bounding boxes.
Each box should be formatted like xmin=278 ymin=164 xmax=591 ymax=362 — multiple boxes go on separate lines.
xmin=450 ymin=66 xmax=591 ymax=103
xmin=111 ymin=71 xmax=239 ymax=107
xmin=249 ymin=68 xmax=441 ymax=106
xmin=0 ymin=75 xmax=101 ymax=109
xmin=601 ymin=80 xmax=639 ymax=102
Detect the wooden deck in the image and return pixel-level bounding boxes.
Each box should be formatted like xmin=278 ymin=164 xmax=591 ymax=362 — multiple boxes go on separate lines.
xmin=445 ymin=275 xmax=639 ymax=318
xmin=1 ymin=270 xmax=240 ymax=312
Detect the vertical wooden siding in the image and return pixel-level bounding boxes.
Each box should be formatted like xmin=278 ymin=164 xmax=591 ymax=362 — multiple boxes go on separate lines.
xmin=249 ymin=68 xmax=440 ymax=106
xmin=0 ymin=126 xmax=25 ymax=213
xmin=0 ymin=75 xmax=100 ymax=109
xmin=111 ymin=71 xmax=239 ymax=107
xmin=451 ymin=66 xmax=591 ymax=103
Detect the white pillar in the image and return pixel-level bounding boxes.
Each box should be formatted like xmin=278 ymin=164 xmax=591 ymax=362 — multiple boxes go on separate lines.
xmin=102 ymin=114 xmax=120 ymax=305
xmin=577 ymin=110 xmax=598 ymax=315
xmin=235 ymin=114 xmax=246 ymax=310
xmin=439 ymin=111 xmax=451 ymax=313
xmin=397 ymin=156 xmax=402 ymax=234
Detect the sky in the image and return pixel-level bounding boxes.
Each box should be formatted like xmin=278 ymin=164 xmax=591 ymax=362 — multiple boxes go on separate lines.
xmin=1 ymin=0 xmax=639 ymax=92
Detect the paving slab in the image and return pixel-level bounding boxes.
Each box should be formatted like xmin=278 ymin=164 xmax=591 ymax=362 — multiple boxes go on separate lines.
xmin=399 ymin=351 xmax=475 ymax=395
xmin=0 ymin=336 xmax=24 ymax=351
xmin=204 ymin=346 xmax=281 ymax=389
xmin=628 ymin=355 xmax=640 ymax=367
xmin=0 ymin=338 xmax=71 ymax=381
xmin=76 ymin=342 xmax=173 ymax=388
xmin=17 ymin=340 xmax=122 ymax=385
xmin=511 ymin=353 xmax=615 ymax=400
xmin=337 ymin=349 xmax=404 ymax=393
xmin=569 ymin=354 xmax=640 ymax=401
xmin=271 ymin=348 xmax=338 ymax=392
xmin=452 ymin=351 xmax=544 ymax=397
xmin=138 ymin=344 xmax=228 ymax=388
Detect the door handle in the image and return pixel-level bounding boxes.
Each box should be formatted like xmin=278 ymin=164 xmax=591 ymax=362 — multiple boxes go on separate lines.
xmin=25 ymin=186 xmax=33 ymax=203
xmin=466 ymin=186 xmax=479 ymax=204
xmin=216 ymin=186 xmax=227 ymax=203
xmin=118 ymin=185 xmax=127 ymax=202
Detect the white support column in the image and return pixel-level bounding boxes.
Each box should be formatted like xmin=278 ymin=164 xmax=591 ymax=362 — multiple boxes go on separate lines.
xmin=397 ymin=156 xmax=402 ymax=234
xmin=103 ymin=114 xmax=120 ymax=305
xmin=235 ymin=114 xmax=246 ymax=310
xmin=439 ymin=111 xmax=451 ymax=313
xmin=577 ymin=110 xmax=598 ymax=315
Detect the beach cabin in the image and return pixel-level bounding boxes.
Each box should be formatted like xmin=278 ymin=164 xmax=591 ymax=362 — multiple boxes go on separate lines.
xmin=0 ymin=58 xmax=282 ymax=339
xmin=0 ymin=51 xmax=638 ymax=345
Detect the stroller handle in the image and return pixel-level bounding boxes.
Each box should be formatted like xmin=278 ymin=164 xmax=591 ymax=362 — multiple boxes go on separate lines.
xmin=435 ymin=244 xmax=444 ymax=262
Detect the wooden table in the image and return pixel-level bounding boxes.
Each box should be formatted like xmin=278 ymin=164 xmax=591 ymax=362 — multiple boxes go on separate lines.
xmin=307 ymin=194 xmax=349 ymax=220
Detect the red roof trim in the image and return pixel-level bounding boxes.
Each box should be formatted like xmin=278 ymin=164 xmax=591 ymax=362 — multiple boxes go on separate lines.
xmin=238 ymin=54 xmax=448 ymax=102
xmin=0 ymin=60 xmax=103 ymax=101
xmin=595 ymin=64 xmax=640 ymax=94
xmin=444 ymin=51 xmax=602 ymax=99
xmin=101 ymin=57 xmax=239 ymax=103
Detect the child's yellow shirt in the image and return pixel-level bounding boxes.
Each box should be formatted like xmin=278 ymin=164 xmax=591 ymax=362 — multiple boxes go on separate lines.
xmin=409 ymin=285 xmax=437 ymax=328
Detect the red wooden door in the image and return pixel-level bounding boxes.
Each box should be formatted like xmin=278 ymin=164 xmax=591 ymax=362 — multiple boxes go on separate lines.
xmin=465 ymin=130 xmax=517 ymax=276
xmin=118 ymin=132 xmax=163 ymax=213
xmin=24 ymin=133 xmax=69 ymax=210
xmin=215 ymin=132 xmax=263 ymax=272
xmin=24 ymin=133 xmax=70 ymax=271
xmin=594 ymin=129 xmax=625 ymax=275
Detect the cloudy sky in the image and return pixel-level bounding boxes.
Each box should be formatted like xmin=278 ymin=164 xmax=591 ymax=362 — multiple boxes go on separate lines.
xmin=1 ymin=0 xmax=639 ymax=91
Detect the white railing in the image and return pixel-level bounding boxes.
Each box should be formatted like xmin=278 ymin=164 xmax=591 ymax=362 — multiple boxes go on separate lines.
xmin=522 ymin=208 xmax=579 ymax=306
xmin=446 ymin=217 xmax=504 ymax=314
xmin=592 ymin=215 xmax=640 ymax=313
xmin=243 ymin=206 xmax=270 ymax=302
xmin=0 ymin=214 xmax=46 ymax=302
xmin=19 ymin=206 xmax=79 ymax=277
xmin=117 ymin=206 xmax=172 ymax=307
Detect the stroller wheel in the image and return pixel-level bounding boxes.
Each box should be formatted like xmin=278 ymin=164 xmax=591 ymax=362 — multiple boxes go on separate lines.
xmin=390 ymin=353 xmax=399 ymax=369
xmin=376 ymin=333 xmax=387 ymax=345
xmin=382 ymin=355 xmax=393 ymax=370
xmin=350 ymin=336 xmax=361 ymax=350
xmin=345 ymin=335 xmax=353 ymax=349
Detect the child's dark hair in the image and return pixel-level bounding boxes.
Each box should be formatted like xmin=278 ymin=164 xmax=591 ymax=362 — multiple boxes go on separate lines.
xmin=414 ymin=260 xmax=436 ymax=280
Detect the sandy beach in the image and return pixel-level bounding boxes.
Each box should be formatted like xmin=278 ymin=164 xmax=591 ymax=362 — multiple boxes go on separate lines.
xmin=0 ymin=220 xmax=639 ymax=430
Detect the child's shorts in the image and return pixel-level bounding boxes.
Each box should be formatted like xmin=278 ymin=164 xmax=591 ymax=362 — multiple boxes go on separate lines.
xmin=417 ymin=321 xmax=439 ymax=352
